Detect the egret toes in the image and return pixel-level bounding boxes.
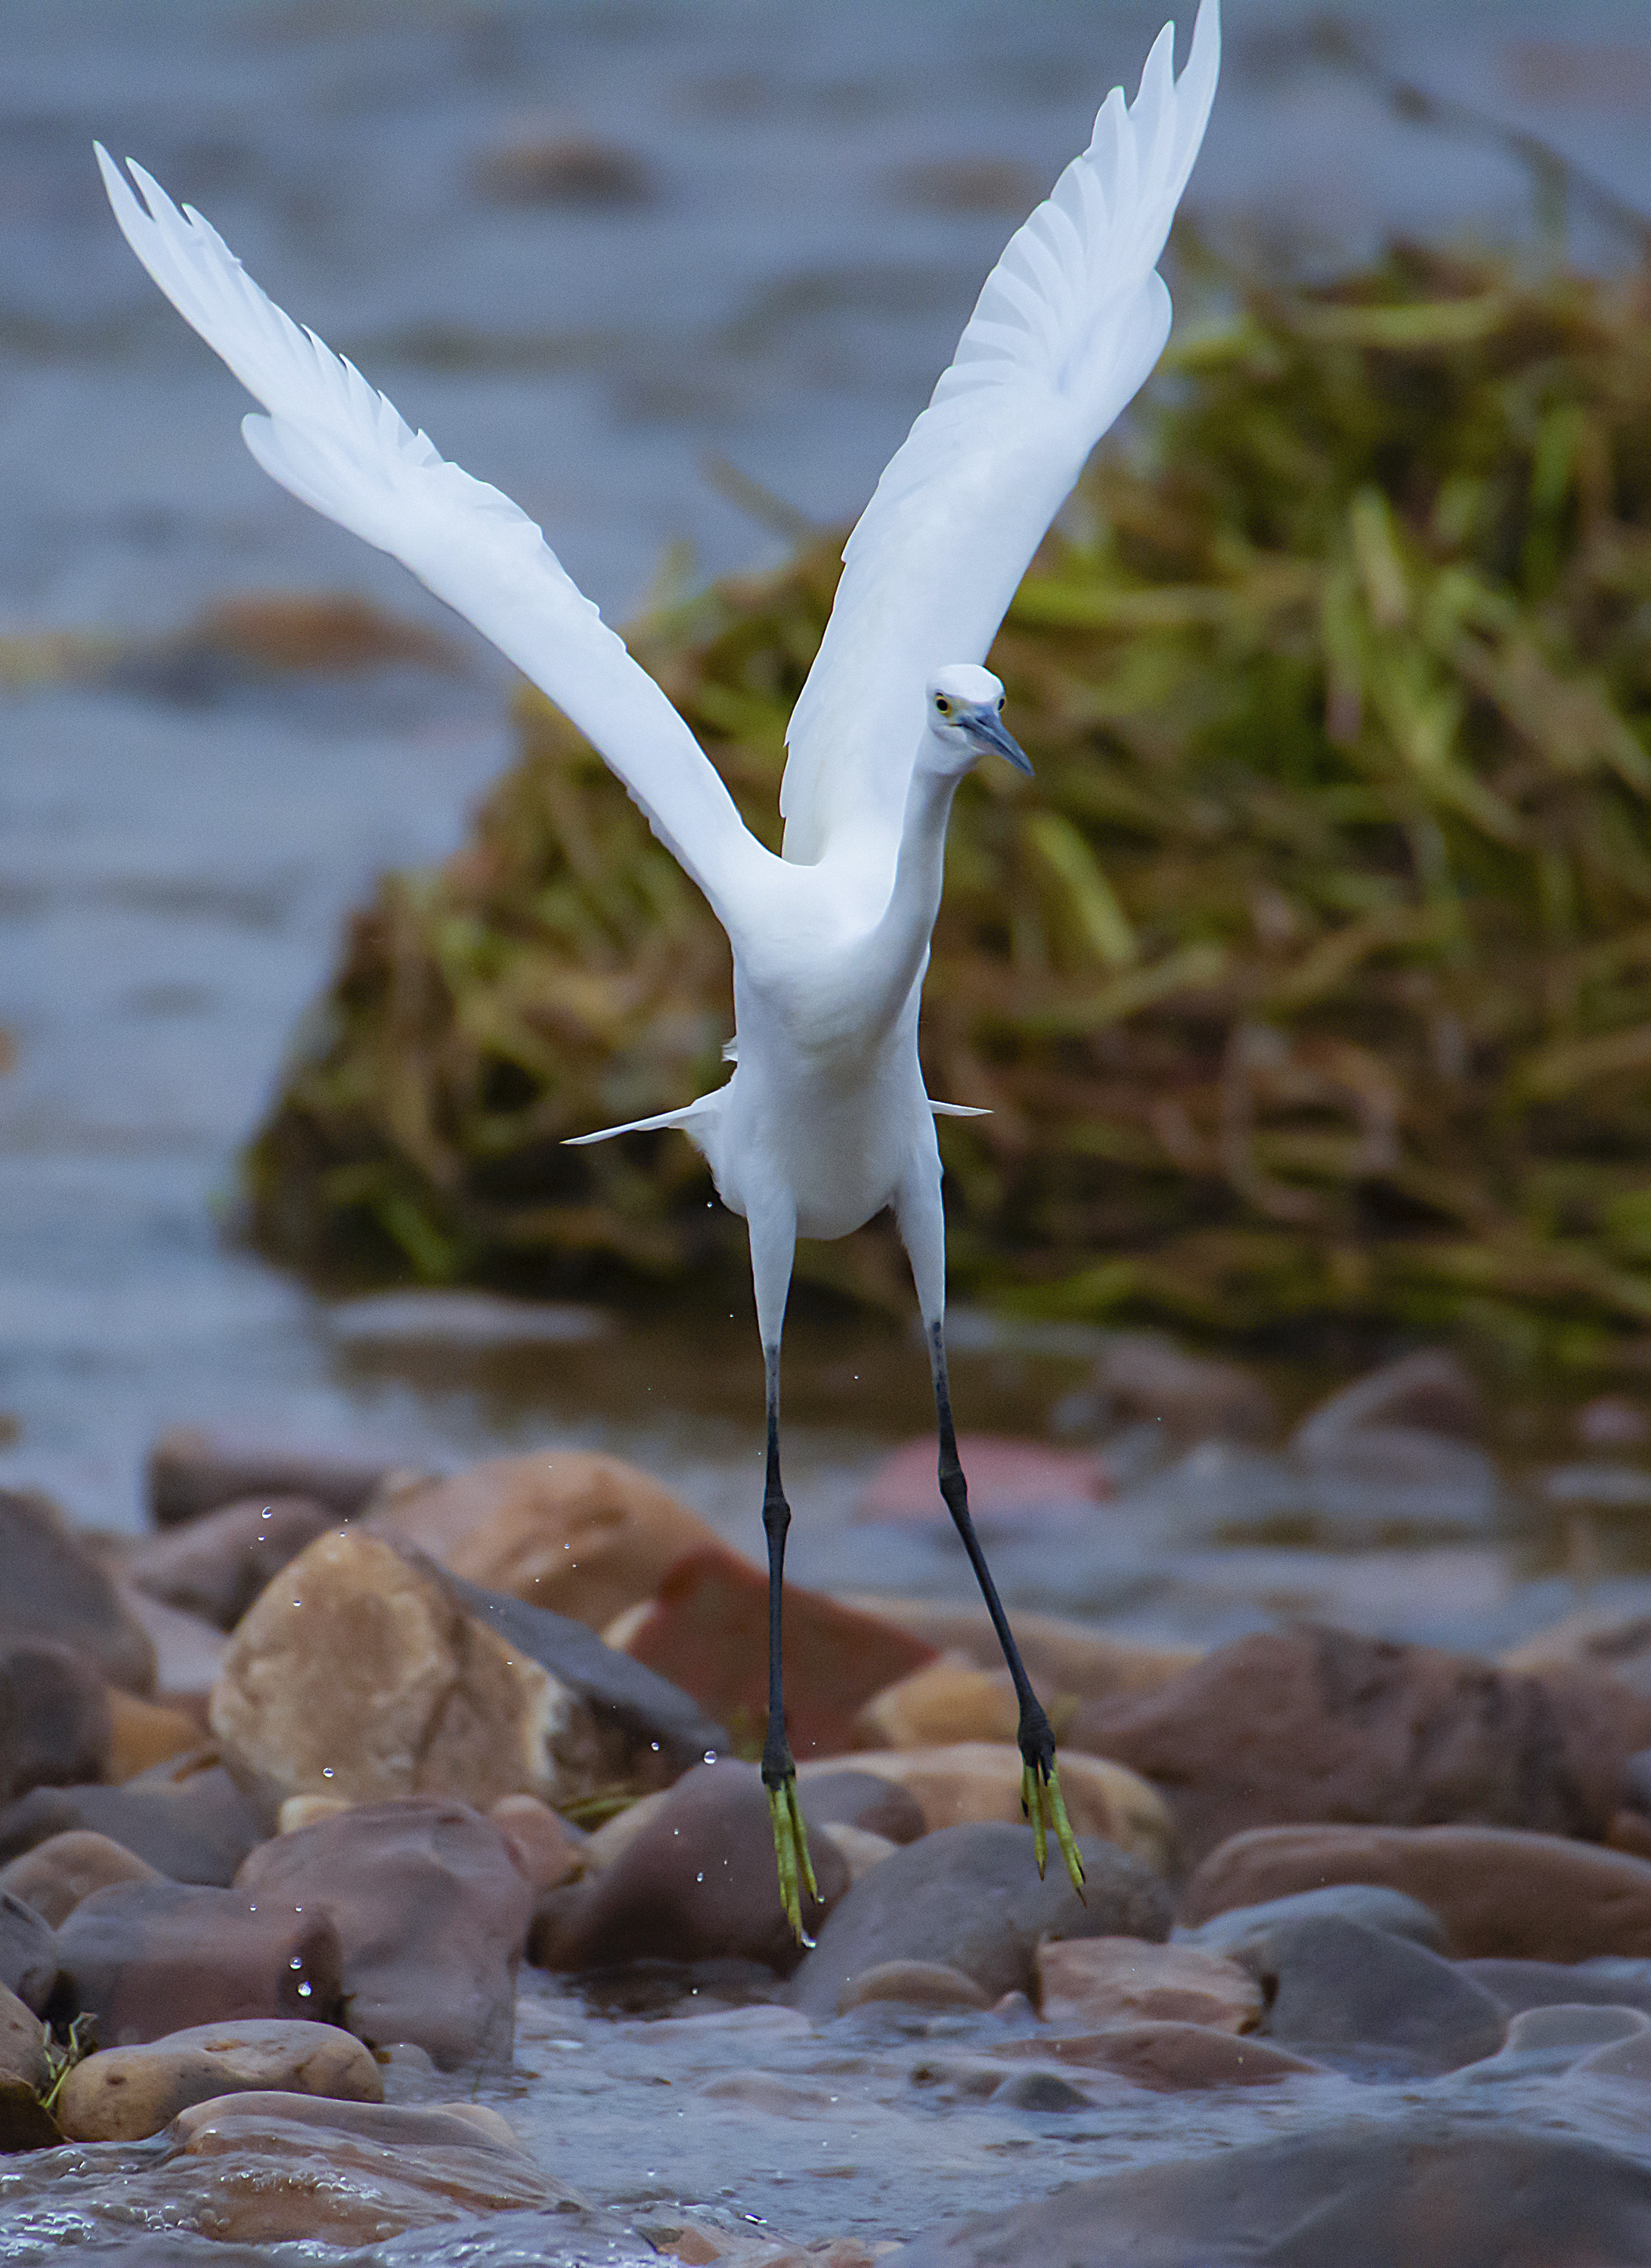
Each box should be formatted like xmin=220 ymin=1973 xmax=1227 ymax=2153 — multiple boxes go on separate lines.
xmin=1019 ymin=1711 xmax=1086 ymax=1897
xmin=766 ymin=1768 xmax=821 ymax=1948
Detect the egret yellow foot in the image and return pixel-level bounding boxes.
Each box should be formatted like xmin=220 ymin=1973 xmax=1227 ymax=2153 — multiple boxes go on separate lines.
xmin=1022 ymin=1752 xmax=1086 ymax=1898
xmin=768 ymin=1771 xmax=820 ymax=1946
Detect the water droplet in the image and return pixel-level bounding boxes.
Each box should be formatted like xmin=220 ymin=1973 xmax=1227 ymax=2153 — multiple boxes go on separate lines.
xmin=695 ymin=1870 xmax=704 ymax=1883
xmin=297 ymin=1981 xmax=312 ymax=1998
xmin=290 ymin=1957 xmax=303 ymax=1969
xmin=321 ymin=1767 xmax=334 ymax=1779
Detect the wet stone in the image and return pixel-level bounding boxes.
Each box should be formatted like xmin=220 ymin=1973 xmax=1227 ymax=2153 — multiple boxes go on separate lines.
xmin=1461 ymin=1954 xmax=1651 ymax=2017
xmin=147 ymin=1425 xmax=392 ymax=1529
xmin=840 ymin=1960 xmax=991 ymax=2012
xmin=531 ymin=1759 xmax=850 ymax=1978
xmin=1002 ymin=2024 xmax=1321 ymax=2092
xmin=791 ymin=1821 xmax=1169 ymax=2018
xmin=0 ymin=1639 xmax=111 ymax=1800
xmin=1251 ymin=1914 xmax=1507 ymax=2074
xmin=0 ymin=1830 xmax=163 ymax=1929
xmin=0 ymin=1760 xmax=273 ymax=1885
xmin=54 ymin=2015 xmax=383 ymax=2141
xmin=0 ymin=1980 xmax=55 ymax=2154
xmin=1036 ymin=1936 xmax=1260 ymax=2034
xmin=1467 ymin=2002 xmax=1649 ymax=2077
xmin=237 ymin=1797 xmax=534 ymax=2072
xmin=891 ymin=2112 xmax=1651 ymax=2268
xmin=53 ymin=1877 xmax=345 ymax=2044
xmin=1183 ymin=1823 xmax=1651 ymax=1960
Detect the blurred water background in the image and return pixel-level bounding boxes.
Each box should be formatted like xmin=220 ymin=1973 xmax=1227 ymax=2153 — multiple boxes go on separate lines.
xmin=2 ymin=0 xmax=1649 ymax=1565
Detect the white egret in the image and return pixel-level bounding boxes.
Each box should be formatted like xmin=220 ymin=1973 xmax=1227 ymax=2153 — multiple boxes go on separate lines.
xmin=98 ymin=0 xmax=1219 ymax=1941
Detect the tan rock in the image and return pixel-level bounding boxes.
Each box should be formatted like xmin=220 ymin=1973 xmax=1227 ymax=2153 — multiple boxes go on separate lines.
xmin=0 ymin=1830 xmax=163 ymax=1927
xmin=366 ymin=1449 xmax=725 ymax=1631
xmin=840 ymin=1960 xmax=991 ymax=2012
xmin=210 ymin=1529 xmax=603 ymax=1812
xmin=853 ymin=1658 xmax=1019 ymax=1750
xmin=799 ymin=1744 xmax=1172 ymax=1873
xmin=278 ymin=1795 xmax=353 ymax=1834
xmin=489 ymin=1794 xmax=584 ymax=1891
xmin=1035 ymin=1937 xmax=1260 ymax=2033
xmin=54 ymin=2017 xmax=383 ymax=2143
xmin=107 ymin=1688 xmax=201 ymax=1781
xmin=835 ymin=1596 xmax=1201 ymax=1706
xmin=1182 ymin=1823 xmax=1651 ymax=1961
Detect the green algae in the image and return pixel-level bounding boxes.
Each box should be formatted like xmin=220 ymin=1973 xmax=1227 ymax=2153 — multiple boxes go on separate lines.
xmin=244 ymin=243 xmax=1651 ymax=1363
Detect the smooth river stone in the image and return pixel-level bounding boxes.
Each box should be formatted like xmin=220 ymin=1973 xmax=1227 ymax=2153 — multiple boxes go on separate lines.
xmin=0 ymin=1830 xmax=163 ymax=1929
xmin=1036 ymin=1936 xmax=1260 ymax=2033
xmin=1182 ymin=1823 xmax=1651 ymax=1960
xmin=54 ymin=2016 xmax=383 ymax=2141
xmin=1253 ymin=1915 xmax=1506 ymax=2072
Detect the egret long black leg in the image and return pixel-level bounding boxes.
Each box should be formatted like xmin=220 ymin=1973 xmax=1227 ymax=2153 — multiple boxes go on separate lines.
xmin=754 ymin=1327 xmax=819 ymax=1942
xmin=928 ymin=1319 xmax=1085 ymax=1895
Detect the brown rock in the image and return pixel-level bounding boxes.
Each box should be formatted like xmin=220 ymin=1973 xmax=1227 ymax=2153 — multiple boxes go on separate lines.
xmin=529 ymin=1759 xmax=849 ymax=1976
xmin=835 ymin=1597 xmax=1200 ymax=1706
xmin=0 ymin=1490 xmax=154 ymax=1694
xmin=1093 ymin=1334 xmax=1276 ymax=1443
xmin=236 ymin=1799 xmax=534 ymax=2071
xmin=125 ymin=1496 xmax=337 ymax=1630
xmin=1036 ymin=1937 xmax=1260 ymax=2033
xmin=489 ymin=1795 xmax=584 ymax=1891
xmin=1504 ymin=1606 xmax=1651 ymax=1699
xmin=1002 ymin=2024 xmax=1318 ymax=2090
xmin=153 ymin=2091 xmax=568 ymax=2244
xmin=107 ymin=1689 xmax=200 ymax=1781
xmin=54 ymin=1878 xmax=344 ymax=2043
xmin=614 ymin=1549 xmax=935 ymax=1761
xmin=54 ymin=2017 xmax=383 ymax=2143
xmin=1182 ymin=1823 xmax=1651 ymax=1961
xmin=0 ymin=1830 xmax=163 ymax=1926
xmin=278 ymin=1795 xmax=353 ymax=1835
xmin=0 ymin=1889 xmax=58 ymax=2012
xmin=147 ymin=1425 xmax=393 ymax=1529
xmin=209 ymin=1529 xmax=603 ymax=1813
xmin=1073 ymin=1624 xmax=1649 ymax=1864
xmin=840 ymin=1960 xmax=991 ymax=2012
xmin=367 ymin=1448 xmax=723 ymax=1631
xmin=802 ymin=1745 xmax=1172 ymax=1873
xmin=474 ymin=132 xmax=653 ymax=209
xmin=0 ymin=1638 xmax=111 ymax=1798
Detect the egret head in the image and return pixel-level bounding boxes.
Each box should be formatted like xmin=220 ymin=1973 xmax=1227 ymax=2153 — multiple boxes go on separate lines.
xmin=922 ymin=665 xmax=1033 ymax=780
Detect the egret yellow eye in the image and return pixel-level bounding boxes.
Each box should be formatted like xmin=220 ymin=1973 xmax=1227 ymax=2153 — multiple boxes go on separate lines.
xmin=934 ymin=696 xmax=951 ymax=714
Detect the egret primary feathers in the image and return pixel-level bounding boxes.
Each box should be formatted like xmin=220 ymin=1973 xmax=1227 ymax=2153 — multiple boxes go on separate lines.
xmin=98 ymin=1 xmax=1219 ymax=1939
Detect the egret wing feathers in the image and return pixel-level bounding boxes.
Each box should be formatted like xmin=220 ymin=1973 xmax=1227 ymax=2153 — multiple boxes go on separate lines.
xmin=779 ymin=0 xmax=1219 ymax=869
xmin=94 ymin=145 xmax=776 ymax=934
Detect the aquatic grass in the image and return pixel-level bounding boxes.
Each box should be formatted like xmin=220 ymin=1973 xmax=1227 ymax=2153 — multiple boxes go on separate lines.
xmin=245 ymin=243 xmax=1651 ymax=1363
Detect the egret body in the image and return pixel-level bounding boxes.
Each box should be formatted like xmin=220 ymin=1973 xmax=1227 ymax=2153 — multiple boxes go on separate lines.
xmin=98 ymin=0 xmax=1219 ymax=1937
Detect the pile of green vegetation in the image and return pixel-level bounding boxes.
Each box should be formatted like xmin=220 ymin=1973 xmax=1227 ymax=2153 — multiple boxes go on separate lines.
xmin=246 ymin=243 xmax=1651 ymax=1363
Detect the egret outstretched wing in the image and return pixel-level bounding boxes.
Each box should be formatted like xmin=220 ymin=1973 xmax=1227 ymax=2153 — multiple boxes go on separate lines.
xmin=779 ymin=0 xmax=1219 ymax=869
xmin=96 ymin=147 xmax=776 ymax=931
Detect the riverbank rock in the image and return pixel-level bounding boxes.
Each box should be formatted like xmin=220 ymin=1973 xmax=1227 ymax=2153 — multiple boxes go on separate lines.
xmin=0 ymin=1978 xmax=56 ymax=2151
xmin=1 ymin=1637 xmax=110 ymax=1798
xmin=0 ymin=1830 xmax=162 ymax=1927
xmin=125 ymin=1496 xmax=337 ymax=1630
xmin=0 ymin=1890 xmax=57 ymax=2011
xmin=147 ymin=1426 xmax=393 ymax=1529
xmin=119 ymin=1590 xmax=228 ymax=1702
xmin=1070 ymin=1623 xmax=1647 ymax=1863
xmin=1091 ymin=1334 xmax=1276 ymax=1443
xmin=490 ymin=1795 xmax=584 ymax=1891
xmin=790 ymin=1822 xmax=1169 ymax=2018
xmin=236 ymin=1799 xmax=534 ymax=2071
xmin=54 ymin=2016 xmax=383 ymax=2142
xmin=367 ymin=1448 xmax=723 ymax=1631
xmin=892 ymin=2113 xmax=1651 ymax=2268
xmin=1462 ymin=1956 xmax=1651 ymax=2017
xmin=107 ymin=1689 xmax=202 ymax=1781
xmin=529 ymin=1760 xmax=850 ymax=1977
xmin=1035 ymin=1937 xmax=1260 ymax=2033
xmin=612 ymin=1551 xmax=936 ymax=1760
xmin=1179 ymin=1882 xmax=1450 ymax=1960
xmin=852 ymin=1661 xmax=1018 ymax=1750
xmin=54 ymin=1879 xmax=344 ymax=2043
xmin=209 ymin=1530 xmax=602 ymax=1813
xmin=855 ymin=1436 xmax=1110 ymax=1528
xmin=0 ymin=1489 xmax=154 ymax=1694
xmin=150 ymin=2091 xmax=571 ymax=2246
xmin=804 ymin=1745 xmax=1172 ymax=1873
xmin=1250 ymin=1913 xmax=1506 ymax=2072
xmin=0 ymin=1758 xmax=273 ymax=1884
xmin=1182 ymin=1823 xmax=1651 ymax=1960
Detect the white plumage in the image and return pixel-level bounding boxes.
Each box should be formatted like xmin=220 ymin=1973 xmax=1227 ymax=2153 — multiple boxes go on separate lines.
xmin=97 ymin=2 xmax=1219 ymax=1934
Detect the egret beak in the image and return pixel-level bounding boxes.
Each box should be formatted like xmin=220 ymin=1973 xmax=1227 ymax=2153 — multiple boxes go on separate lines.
xmin=966 ymin=710 xmax=1034 ymax=776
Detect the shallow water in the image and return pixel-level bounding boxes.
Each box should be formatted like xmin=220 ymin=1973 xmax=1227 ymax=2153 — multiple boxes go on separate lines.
xmin=4 ymin=7 xmax=1651 ymax=2255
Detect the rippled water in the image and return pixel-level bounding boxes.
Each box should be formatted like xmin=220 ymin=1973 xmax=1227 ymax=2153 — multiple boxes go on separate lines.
xmin=4 ymin=6 xmax=1651 ymax=2255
